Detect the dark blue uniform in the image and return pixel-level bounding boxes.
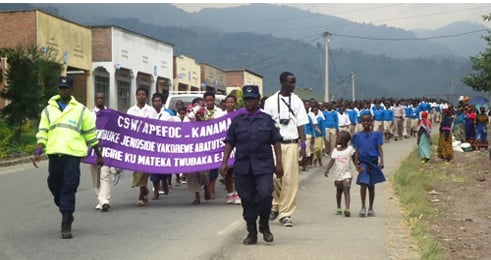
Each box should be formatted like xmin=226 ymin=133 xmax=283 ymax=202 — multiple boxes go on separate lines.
xmin=224 ymin=110 xmax=282 ymax=223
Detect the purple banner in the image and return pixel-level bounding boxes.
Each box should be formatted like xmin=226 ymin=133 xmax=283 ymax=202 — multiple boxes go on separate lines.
xmin=83 ymin=109 xmax=240 ymax=174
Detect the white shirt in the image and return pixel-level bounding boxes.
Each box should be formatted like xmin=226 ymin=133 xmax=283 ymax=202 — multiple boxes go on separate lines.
xmin=330 ymin=145 xmax=356 ymax=181
xmin=127 ymin=104 xmax=158 ymax=119
xmin=338 ymin=112 xmax=351 ymax=127
xmin=263 ymin=91 xmax=309 ymax=140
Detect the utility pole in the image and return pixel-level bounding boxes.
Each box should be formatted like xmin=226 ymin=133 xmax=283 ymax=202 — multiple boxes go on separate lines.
xmin=324 ymin=31 xmax=329 ymax=103
xmin=351 ymin=72 xmax=356 ymax=101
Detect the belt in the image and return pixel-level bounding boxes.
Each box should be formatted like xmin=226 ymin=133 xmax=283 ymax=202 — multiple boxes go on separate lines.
xmin=281 ymin=139 xmax=298 ymax=144
xmin=340 ymin=125 xmax=349 ymax=128
xmin=395 ymin=116 xmax=403 ymax=118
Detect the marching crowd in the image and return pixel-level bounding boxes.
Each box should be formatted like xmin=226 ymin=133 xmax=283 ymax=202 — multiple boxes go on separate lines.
xmin=33 ymin=73 xmax=489 ymax=244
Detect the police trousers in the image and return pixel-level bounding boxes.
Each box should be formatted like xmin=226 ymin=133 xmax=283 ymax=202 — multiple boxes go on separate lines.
xmin=235 ymin=172 xmax=274 ymax=223
xmin=47 ymin=154 xmax=81 ymax=214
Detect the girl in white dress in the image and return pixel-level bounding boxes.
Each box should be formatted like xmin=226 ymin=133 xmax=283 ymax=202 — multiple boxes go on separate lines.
xmin=324 ymin=131 xmax=361 ymax=217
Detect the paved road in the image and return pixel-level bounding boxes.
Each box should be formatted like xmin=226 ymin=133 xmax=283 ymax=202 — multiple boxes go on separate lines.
xmin=214 ymin=135 xmax=421 ymax=260
xmin=0 ymin=135 xmax=420 ymax=260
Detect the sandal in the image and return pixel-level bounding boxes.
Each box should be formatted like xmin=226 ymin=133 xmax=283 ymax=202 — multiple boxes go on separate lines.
xmin=136 ymin=200 xmax=146 ymax=207
xmin=192 ymin=200 xmax=200 ymax=205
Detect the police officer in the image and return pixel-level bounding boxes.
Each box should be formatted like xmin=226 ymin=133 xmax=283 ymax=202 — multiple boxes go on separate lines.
xmin=219 ymin=85 xmax=284 ymax=245
xmin=33 ymin=76 xmax=104 ymax=239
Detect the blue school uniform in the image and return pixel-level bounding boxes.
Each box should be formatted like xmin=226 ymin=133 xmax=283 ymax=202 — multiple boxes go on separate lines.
xmin=352 ymin=131 xmax=386 ymax=187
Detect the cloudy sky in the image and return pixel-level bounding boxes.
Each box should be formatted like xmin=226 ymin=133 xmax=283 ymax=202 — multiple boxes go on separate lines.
xmin=171 ymin=2 xmax=491 ymax=30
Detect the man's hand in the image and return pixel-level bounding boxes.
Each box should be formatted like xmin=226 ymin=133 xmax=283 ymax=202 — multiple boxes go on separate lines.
xmin=275 ymin=163 xmax=284 ymax=178
xmin=218 ymin=164 xmax=228 ymax=178
xmin=32 ymin=155 xmax=40 ymax=168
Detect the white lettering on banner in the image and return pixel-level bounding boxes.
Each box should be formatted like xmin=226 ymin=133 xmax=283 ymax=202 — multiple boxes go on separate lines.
xmin=124 ymin=153 xmax=136 ymax=163
xmin=191 ymin=118 xmax=231 ymax=138
xmin=156 ymin=143 xmax=194 ymax=153
xmin=120 ymin=136 xmax=156 ymax=152
xmin=137 ymin=155 xmax=172 ymax=167
xmin=117 ymin=116 xmax=142 ymax=132
xmin=101 ymin=147 xmax=123 ymax=161
xmin=141 ymin=123 xmax=182 ymax=138
xmin=194 ymin=139 xmax=225 ymax=152
xmin=97 ymin=129 xmax=120 ymax=143
xmin=174 ymin=156 xmax=213 ymax=166
xmin=214 ymin=153 xmax=223 ymax=162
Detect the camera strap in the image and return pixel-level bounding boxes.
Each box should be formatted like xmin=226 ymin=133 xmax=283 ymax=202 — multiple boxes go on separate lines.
xmin=277 ymin=94 xmax=296 ymax=117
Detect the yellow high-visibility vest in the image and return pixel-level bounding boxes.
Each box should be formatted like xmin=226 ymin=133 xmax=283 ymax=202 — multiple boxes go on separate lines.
xmin=36 ymin=95 xmax=98 ymax=157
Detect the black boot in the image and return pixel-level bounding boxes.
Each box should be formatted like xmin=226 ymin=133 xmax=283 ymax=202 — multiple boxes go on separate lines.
xmin=61 ymin=212 xmax=73 ymax=239
xmin=243 ymin=223 xmax=257 ymax=245
xmin=259 ymin=215 xmax=274 ymax=242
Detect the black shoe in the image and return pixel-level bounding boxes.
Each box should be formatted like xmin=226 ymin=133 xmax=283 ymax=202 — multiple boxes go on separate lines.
xmin=269 ymin=211 xmax=279 ymax=221
xmin=259 ymin=225 xmax=274 ymax=242
xmin=259 ymin=216 xmax=274 ymax=242
xmin=61 ymin=213 xmax=73 ymax=239
xmin=101 ymin=203 xmax=110 ymax=212
xmin=243 ymin=233 xmax=257 ymax=245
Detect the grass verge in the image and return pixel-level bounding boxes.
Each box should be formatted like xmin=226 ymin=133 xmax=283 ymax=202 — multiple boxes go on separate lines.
xmin=391 ymin=148 xmax=444 ymax=260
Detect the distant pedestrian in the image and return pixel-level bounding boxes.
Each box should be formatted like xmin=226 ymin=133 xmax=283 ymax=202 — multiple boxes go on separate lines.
xmin=33 ymin=76 xmax=104 ymax=239
xmin=475 ymin=106 xmax=489 ymax=150
xmin=220 ymin=85 xmax=283 ymax=245
xmin=324 ymin=130 xmax=361 ymax=217
xmin=437 ymin=109 xmax=454 ymax=162
xmin=417 ymin=111 xmax=432 ymax=163
xmin=352 ymin=114 xmax=386 ymax=217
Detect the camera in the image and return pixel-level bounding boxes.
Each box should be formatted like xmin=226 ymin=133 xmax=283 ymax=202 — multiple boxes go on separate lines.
xmin=279 ymin=119 xmax=290 ymax=125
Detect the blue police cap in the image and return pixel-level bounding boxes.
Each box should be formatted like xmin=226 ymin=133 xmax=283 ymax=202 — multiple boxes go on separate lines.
xmin=242 ymin=85 xmax=260 ymax=99
xmin=57 ymin=76 xmax=73 ymax=88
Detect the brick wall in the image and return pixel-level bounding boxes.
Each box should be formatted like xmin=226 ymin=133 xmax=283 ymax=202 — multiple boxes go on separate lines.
xmin=0 ymin=11 xmax=37 ymax=48
xmin=91 ymin=27 xmax=112 ymax=61
xmin=226 ymin=71 xmax=244 ymax=88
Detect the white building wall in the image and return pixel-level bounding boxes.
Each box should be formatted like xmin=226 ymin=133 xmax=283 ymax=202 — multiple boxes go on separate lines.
xmin=111 ymin=27 xmax=173 ymax=106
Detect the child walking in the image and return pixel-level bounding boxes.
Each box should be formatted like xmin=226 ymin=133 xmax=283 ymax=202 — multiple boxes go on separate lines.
xmin=417 ymin=111 xmax=432 ymax=163
xmin=352 ymin=114 xmax=386 ymax=217
xmin=324 ymin=131 xmax=361 ymax=217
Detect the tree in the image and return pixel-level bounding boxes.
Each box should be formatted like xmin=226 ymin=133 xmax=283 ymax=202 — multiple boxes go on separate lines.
xmin=0 ymin=45 xmax=62 ymax=143
xmin=462 ymin=14 xmax=491 ymax=93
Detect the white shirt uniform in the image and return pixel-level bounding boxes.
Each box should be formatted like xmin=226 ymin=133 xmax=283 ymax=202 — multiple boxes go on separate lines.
xmin=263 ymin=91 xmax=309 ymax=140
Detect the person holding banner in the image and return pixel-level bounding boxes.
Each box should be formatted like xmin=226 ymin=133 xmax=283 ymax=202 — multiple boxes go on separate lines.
xmin=220 ymin=85 xmax=283 ymax=245
xmin=203 ymin=91 xmax=226 ymax=200
xmin=222 ymin=94 xmax=241 ymax=205
xmin=150 ymin=92 xmax=171 ymax=200
xmin=89 ymin=92 xmax=112 ymax=212
xmin=127 ymin=87 xmax=158 ymax=206
xmin=186 ymin=97 xmax=211 ymax=205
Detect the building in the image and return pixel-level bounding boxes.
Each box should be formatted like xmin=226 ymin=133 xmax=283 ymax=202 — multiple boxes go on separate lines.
xmin=200 ymin=63 xmax=227 ymax=95
xmin=173 ymin=54 xmax=201 ymax=93
xmin=0 ymin=9 xmax=92 ymax=105
xmin=91 ymin=25 xmax=173 ymax=111
xmin=225 ymin=69 xmax=263 ymax=96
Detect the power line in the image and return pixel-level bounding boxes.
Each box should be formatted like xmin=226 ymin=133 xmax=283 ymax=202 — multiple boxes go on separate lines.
xmin=330 ymin=29 xmax=488 ymax=41
xmin=328 ymin=45 xmax=342 ymax=81
xmin=252 ymin=34 xmax=322 ymax=71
